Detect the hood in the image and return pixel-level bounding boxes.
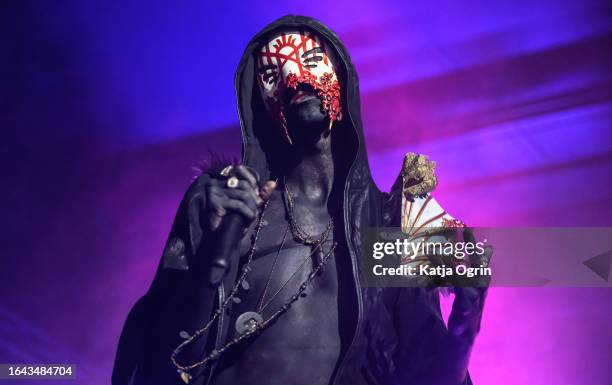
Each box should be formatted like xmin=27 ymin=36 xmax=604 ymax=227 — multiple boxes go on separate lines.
xmin=235 ymin=14 xmax=377 ymax=192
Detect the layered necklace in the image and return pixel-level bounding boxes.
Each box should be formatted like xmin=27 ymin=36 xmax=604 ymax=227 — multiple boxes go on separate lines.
xmin=171 ymin=180 xmax=336 ymax=384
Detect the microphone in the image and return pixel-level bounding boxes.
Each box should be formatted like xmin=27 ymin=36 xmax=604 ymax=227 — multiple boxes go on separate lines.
xmin=207 ymin=213 xmax=246 ymax=287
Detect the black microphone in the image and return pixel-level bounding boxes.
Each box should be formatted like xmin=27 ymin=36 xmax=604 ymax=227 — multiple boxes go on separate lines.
xmin=207 ymin=213 xmax=246 ymax=287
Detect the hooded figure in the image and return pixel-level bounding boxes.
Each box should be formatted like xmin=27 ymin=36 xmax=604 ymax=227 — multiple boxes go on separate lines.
xmin=113 ymin=15 xmax=487 ymax=385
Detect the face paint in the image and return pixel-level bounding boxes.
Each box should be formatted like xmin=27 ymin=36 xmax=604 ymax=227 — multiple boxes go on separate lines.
xmin=256 ymin=30 xmax=342 ymax=144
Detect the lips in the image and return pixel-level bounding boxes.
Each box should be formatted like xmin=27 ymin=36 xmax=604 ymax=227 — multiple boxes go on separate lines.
xmin=289 ymin=89 xmax=318 ymax=105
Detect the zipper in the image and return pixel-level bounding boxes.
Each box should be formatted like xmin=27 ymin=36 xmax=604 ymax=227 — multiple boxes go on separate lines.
xmin=205 ymin=284 xmax=225 ymax=385
xmin=333 ymin=177 xmax=365 ymax=384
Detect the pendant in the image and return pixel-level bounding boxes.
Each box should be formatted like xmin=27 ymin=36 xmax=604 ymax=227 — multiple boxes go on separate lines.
xmin=241 ymin=279 xmax=250 ymax=290
xmin=235 ymin=311 xmax=263 ymax=335
xmin=313 ymin=245 xmax=324 ymax=267
xmin=179 ymin=330 xmax=190 ymax=339
xmin=178 ymin=370 xmax=192 ymax=384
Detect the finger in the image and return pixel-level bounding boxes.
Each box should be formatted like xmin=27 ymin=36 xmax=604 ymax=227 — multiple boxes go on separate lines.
xmin=231 ymin=179 xmax=262 ymax=205
xmin=259 ymin=180 xmax=277 ymax=201
xmin=223 ymin=188 xmax=259 ymax=211
xmin=209 ymin=211 xmax=223 ymax=231
xmin=206 ymin=192 xmax=227 ymax=232
xmin=462 ymin=227 xmax=484 ymax=267
xmin=233 ymin=165 xmax=258 ymax=188
xmin=213 ymin=178 xmax=259 ymax=198
xmin=462 ymin=227 xmax=476 ymax=244
xmin=222 ymin=198 xmax=257 ymax=221
xmin=472 ymin=245 xmax=493 ymax=269
xmin=244 ymin=166 xmax=261 ymax=185
xmin=210 ymin=178 xmax=253 ymax=191
xmin=206 ymin=184 xmax=228 ymax=217
xmin=211 ymin=179 xmax=262 ymax=209
xmin=483 ymin=245 xmax=493 ymax=263
xmin=207 ymin=193 xmax=228 ymax=217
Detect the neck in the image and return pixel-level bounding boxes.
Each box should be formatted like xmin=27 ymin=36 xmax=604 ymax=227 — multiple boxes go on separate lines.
xmin=283 ymin=135 xmax=334 ymax=206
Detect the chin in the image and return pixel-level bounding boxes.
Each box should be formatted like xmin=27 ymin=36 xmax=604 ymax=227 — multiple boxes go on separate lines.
xmin=285 ymin=98 xmax=328 ymax=137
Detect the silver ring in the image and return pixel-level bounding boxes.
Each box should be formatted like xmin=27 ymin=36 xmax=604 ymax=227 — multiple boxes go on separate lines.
xmin=226 ymin=176 xmax=239 ymax=189
xmin=220 ymin=165 xmax=233 ymax=177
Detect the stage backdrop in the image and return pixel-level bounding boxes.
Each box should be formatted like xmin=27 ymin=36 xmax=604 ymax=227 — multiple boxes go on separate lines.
xmin=1 ymin=1 xmax=611 ymax=384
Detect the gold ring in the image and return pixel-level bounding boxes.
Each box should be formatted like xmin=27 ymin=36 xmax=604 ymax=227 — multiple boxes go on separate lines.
xmin=220 ymin=165 xmax=233 ymax=177
xmin=226 ymin=176 xmax=239 ymax=189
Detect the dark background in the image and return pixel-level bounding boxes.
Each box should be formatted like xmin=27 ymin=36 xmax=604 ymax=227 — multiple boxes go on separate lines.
xmin=1 ymin=1 xmax=611 ymax=384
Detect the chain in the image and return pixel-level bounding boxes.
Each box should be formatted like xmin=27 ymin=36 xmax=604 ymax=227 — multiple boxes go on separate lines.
xmin=171 ymin=183 xmax=337 ymax=383
xmin=259 ymin=224 xmax=333 ymax=312
xmin=171 ymin=199 xmax=270 ymax=374
xmin=283 ymin=180 xmax=333 ymax=246
xmin=255 ymin=223 xmax=289 ymax=312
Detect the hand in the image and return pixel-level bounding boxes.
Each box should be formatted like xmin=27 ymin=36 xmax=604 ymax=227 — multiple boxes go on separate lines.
xmin=439 ymin=227 xmax=492 ymax=384
xmin=204 ymin=165 xmax=276 ymax=231
xmin=448 ymin=227 xmax=492 ymax=340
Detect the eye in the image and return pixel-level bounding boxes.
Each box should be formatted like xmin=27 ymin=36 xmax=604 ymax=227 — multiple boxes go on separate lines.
xmin=301 ymin=47 xmax=325 ymax=68
xmin=263 ymin=71 xmax=276 ymax=83
xmin=302 ymin=55 xmax=323 ymax=68
xmin=258 ymin=65 xmax=278 ymax=84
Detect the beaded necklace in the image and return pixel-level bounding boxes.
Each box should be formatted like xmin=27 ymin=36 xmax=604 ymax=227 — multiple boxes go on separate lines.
xmin=171 ymin=185 xmax=336 ymax=384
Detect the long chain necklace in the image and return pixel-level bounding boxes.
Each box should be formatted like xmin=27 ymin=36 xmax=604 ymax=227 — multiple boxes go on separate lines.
xmin=237 ymin=181 xmax=334 ymax=335
xmin=255 ymin=223 xmax=290 ymax=313
xmin=171 ymin=184 xmax=336 ymax=384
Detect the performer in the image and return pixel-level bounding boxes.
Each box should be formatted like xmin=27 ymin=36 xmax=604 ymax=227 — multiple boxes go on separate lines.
xmin=113 ymin=15 xmax=490 ymax=385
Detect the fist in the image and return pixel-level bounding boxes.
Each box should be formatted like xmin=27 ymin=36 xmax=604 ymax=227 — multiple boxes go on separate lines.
xmin=204 ymin=165 xmax=276 ymax=231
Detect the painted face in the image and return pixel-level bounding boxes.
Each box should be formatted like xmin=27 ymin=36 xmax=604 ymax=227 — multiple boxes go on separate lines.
xmin=256 ymin=30 xmax=342 ymax=143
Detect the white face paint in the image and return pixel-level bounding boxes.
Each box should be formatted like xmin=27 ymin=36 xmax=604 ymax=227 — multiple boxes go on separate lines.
xmin=256 ymin=30 xmax=342 ymax=143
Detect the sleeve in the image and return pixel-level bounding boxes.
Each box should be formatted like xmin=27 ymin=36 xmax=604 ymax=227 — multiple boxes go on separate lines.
xmin=385 ymin=153 xmax=473 ymax=385
xmin=391 ymin=288 xmax=472 ymax=385
xmin=112 ymin=174 xmax=218 ymax=385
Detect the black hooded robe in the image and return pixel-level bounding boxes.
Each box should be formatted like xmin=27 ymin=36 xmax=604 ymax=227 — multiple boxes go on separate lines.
xmin=113 ymin=15 xmax=473 ymax=385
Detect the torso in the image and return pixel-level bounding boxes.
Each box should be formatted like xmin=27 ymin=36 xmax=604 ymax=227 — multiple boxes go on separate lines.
xmin=211 ymin=189 xmax=342 ymax=385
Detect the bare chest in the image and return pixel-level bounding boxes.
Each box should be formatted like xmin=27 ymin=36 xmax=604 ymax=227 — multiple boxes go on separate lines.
xmin=212 ymin=194 xmax=341 ymax=384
